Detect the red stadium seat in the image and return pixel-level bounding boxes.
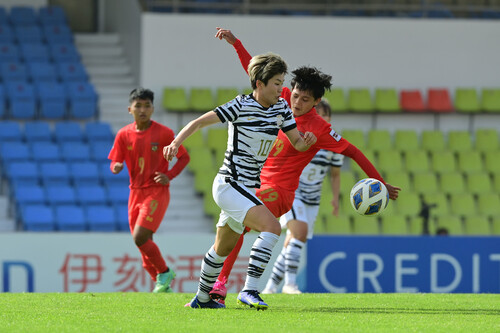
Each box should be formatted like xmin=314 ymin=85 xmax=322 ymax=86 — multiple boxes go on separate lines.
xmin=427 ymin=88 xmax=453 ymax=113
xmin=400 ymin=90 xmax=425 ymax=112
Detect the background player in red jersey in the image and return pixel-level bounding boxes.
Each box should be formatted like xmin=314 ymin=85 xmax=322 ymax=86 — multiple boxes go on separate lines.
xmin=108 ymin=88 xmax=190 ymax=293
xmin=209 ymin=28 xmax=401 ymax=302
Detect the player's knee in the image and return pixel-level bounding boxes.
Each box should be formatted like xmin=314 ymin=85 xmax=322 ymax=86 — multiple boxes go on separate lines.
xmin=263 ymin=219 xmax=281 ymax=235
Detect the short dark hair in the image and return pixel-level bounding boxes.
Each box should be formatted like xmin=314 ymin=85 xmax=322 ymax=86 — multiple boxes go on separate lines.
xmin=129 ymin=88 xmax=154 ymax=104
xmin=317 ymin=99 xmax=332 ymax=117
xmin=290 ymin=66 xmax=332 ymax=100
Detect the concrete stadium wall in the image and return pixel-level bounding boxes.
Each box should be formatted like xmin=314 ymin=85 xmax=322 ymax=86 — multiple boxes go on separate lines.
xmin=0 ymin=0 xmax=47 ymax=9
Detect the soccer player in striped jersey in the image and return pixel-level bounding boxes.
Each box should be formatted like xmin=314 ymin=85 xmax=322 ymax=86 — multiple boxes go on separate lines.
xmin=108 ymin=88 xmax=190 ymax=293
xmin=209 ymin=28 xmax=400 ymax=302
xmin=163 ymin=52 xmax=317 ymax=310
xmin=262 ymin=99 xmax=343 ymax=294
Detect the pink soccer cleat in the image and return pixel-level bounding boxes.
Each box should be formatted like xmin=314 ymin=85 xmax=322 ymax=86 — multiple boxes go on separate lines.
xmin=209 ymin=277 xmax=227 ymax=301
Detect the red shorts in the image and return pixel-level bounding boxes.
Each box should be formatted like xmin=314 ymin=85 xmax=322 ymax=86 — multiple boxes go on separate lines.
xmin=128 ymin=186 xmax=170 ymax=233
xmin=256 ymin=185 xmax=295 ymax=218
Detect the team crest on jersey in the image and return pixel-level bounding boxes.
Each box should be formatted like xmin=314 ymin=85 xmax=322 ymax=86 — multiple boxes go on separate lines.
xmin=329 ymin=129 xmax=341 ymax=142
xmin=151 ymin=142 xmax=158 ymax=151
xmin=276 ymin=115 xmax=284 ymax=127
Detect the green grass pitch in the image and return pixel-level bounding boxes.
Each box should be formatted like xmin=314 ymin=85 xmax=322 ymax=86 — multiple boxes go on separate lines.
xmin=0 ymin=293 xmax=498 ymax=332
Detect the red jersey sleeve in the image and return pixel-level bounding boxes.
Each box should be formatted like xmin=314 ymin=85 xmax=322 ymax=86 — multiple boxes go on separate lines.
xmin=166 ymin=144 xmax=190 ymax=180
xmin=108 ymin=129 xmax=125 ymax=163
xmin=232 ymin=39 xmax=252 ymax=75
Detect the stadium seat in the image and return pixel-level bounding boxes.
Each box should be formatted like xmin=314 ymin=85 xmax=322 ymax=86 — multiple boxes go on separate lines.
xmin=347 ymin=88 xmax=373 ymax=112
xmin=434 ymin=215 xmax=464 ymax=235
xmin=0 ymin=43 xmax=19 ymax=63
xmin=400 ymin=89 xmax=425 ymax=112
xmin=14 ymin=25 xmax=43 ymax=43
xmin=66 ymin=82 xmax=98 ymax=119
xmin=341 ymin=129 xmax=365 ymax=150
xmin=99 ymin=162 xmax=129 ymax=187
xmin=476 ymin=193 xmax=500 ymax=218
xmin=448 ymin=130 xmax=472 ymax=152
xmin=427 ymin=88 xmax=453 ymax=113
xmin=394 ymin=130 xmax=419 ymax=153
xmin=30 ymin=142 xmax=61 ymax=163
xmin=492 ymin=217 xmax=500 ymax=236
xmin=162 ymin=87 xmax=189 ymax=112
xmin=430 ymin=151 xmax=456 ymax=174
xmin=463 ymin=216 xmax=491 ymax=235
xmin=24 ymin=121 xmax=52 ymax=142
xmin=54 ymin=121 xmax=83 ymax=142
xmin=352 ymin=215 xmax=379 ymax=235
xmin=215 ymin=87 xmax=239 ymax=106
xmin=21 ymin=204 xmax=55 ymax=231
xmin=57 ymin=61 xmax=88 ymax=82
xmin=85 ymin=122 xmax=114 ymax=142
xmin=55 ymin=205 xmax=86 ymax=231
xmin=27 ymin=62 xmax=58 ymax=83
xmin=114 ymin=203 xmax=130 ymax=231
xmin=86 ymin=205 xmax=117 ymax=231
xmin=0 ymin=142 xmax=30 ymax=166
xmin=475 ymin=128 xmax=499 ymax=153
xmin=39 ymin=6 xmax=67 ymax=26
xmin=37 ymin=81 xmax=68 ymax=119
xmin=380 ymin=214 xmax=408 ymax=235
xmin=194 ymin=167 xmax=218 ymax=195
xmin=75 ymin=184 xmax=108 ymax=206
xmin=4 ymin=161 xmax=39 ymax=188
xmin=189 ymin=87 xmax=216 ymax=112
xmin=481 ymin=88 xmax=500 ymax=113
xmin=412 ymin=172 xmax=438 ymax=194
xmin=395 ymin=192 xmax=421 ymax=218
xmin=465 ymin=172 xmax=492 ymax=195
xmin=182 ymin=129 xmax=204 ymax=151
xmin=42 ymin=24 xmax=73 ymax=45
xmin=7 ymin=81 xmax=36 ymax=119
xmin=454 ymin=88 xmax=480 ymax=113
xmin=439 ymin=172 xmax=465 ymax=195
xmin=339 ymin=170 xmax=356 ymax=197
xmin=46 ymin=185 xmax=76 ymax=206
xmin=49 ymin=42 xmax=80 ymax=63
xmin=206 ymin=127 xmax=227 ymax=153
xmin=484 ymin=151 xmax=500 ymax=174
xmin=457 ymin=151 xmax=483 ymax=174
xmin=322 ymin=215 xmax=352 ymax=235
xmin=89 ymin=140 xmax=113 ymax=162
xmin=449 ymin=193 xmax=476 ymax=217
xmin=422 ymin=192 xmax=450 ymax=218
xmin=404 ymin=150 xmax=430 ymax=174
xmin=421 ymin=130 xmax=446 ymax=153
xmin=60 ymin=142 xmax=91 ymax=162
xmin=0 ymin=121 xmax=23 ymax=142
xmin=39 ymin=162 xmax=71 ymax=187
xmin=20 ymin=43 xmax=50 ymax=63
xmin=0 ymin=24 xmax=14 ymax=43
xmin=13 ymin=184 xmax=46 ymax=209
xmin=367 ymin=129 xmax=392 ymax=152
xmin=375 ymin=88 xmax=400 ymax=112
xmin=9 ymin=6 xmax=37 ymax=26
xmin=1 ymin=62 xmax=28 ymax=82
xmin=106 ymin=184 xmax=130 ymax=205
xmin=408 ymin=216 xmax=424 ymax=235
xmin=0 ymin=83 xmax=5 ymax=118
xmin=69 ymin=162 xmax=101 ymax=186
xmin=385 ymin=171 xmax=411 ymax=192
xmin=188 ymin=147 xmax=215 ymax=174
xmin=376 ymin=150 xmax=403 ymax=174
xmin=324 ymin=88 xmax=347 ymax=113
xmin=350 ymin=149 xmax=376 ymax=177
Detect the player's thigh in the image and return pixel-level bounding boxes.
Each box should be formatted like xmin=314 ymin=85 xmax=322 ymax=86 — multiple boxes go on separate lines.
xmin=243 ymin=204 xmax=281 ymax=235
xmin=305 ymin=205 xmax=320 ymax=239
xmin=136 ymin=187 xmax=170 ymax=232
xmin=257 ymin=186 xmax=295 ymax=218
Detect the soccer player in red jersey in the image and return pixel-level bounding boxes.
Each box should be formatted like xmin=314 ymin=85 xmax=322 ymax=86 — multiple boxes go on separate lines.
xmin=108 ymin=88 xmax=190 ymax=293
xmin=209 ymin=28 xmax=401 ymax=302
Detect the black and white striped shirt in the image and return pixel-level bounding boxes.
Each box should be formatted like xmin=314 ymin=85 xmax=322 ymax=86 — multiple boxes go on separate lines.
xmin=295 ymin=149 xmax=344 ymax=205
xmin=215 ymin=94 xmax=296 ymax=188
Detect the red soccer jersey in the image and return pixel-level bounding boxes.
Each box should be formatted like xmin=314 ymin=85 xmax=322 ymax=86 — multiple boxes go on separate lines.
xmin=108 ymin=121 xmax=188 ymax=189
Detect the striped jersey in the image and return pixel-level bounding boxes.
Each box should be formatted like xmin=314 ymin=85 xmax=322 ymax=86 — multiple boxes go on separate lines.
xmin=214 ymin=94 xmax=296 ymax=188
xmin=295 ymin=150 xmax=343 ymax=205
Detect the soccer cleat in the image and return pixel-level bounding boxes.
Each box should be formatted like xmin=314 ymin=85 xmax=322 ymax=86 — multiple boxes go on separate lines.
xmin=261 ymin=286 xmax=277 ymax=294
xmin=187 ymin=296 xmax=226 ymax=309
xmin=282 ymin=284 xmax=302 ymax=294
xmin=209 ymin=277 xmax=227 ymax=301
xmin=153 ymin=269 xmax=176 ymax=293
xmin=237 ymin=290 xmax=268 ymax=310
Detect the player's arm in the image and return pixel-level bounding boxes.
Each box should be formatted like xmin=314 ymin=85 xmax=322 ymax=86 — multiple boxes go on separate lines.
xmin=329 ymin=166 xmax=341 ymax=217
xmin=283 ymin=127 xmax=317 ymax=152
xmin=215 ymin=27 xmax=252 ymax=74
xmin=110 ymin=161 xmax=124 ymax=174
xmin=163 ymin=111 xmax=220 ymax=161
xmin=165 ymin=146 xmax=190 ymax=181
xmin=108 ymin=131 xmax=125 ymax=174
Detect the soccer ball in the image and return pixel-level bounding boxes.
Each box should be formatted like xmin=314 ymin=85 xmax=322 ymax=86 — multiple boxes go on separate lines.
xmin=350 ymin=178 xmax=389 ymax=216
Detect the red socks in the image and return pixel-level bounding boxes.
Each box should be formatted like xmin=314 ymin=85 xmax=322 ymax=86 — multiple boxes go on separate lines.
xmin=138 ymin=239 xmax=167 ymax=276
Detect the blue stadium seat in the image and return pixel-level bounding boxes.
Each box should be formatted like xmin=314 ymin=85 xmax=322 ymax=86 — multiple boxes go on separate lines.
xmin=5 ymin=161 xmax=39 ymax=188
xmin=0 ymin=121 xmax=23 ymax=142
xmin=46 ymin=185 xmax=76 ymax=206
xmin=0 ymin=142 xmax=30 ymax=167
xmin=14 ymin=25 xmax=43 ymax=43
xmin=36 ymin=81 xmax=67 ymax=119
xmin=0 ymin=43 xmax=19 ymax=63
xmin=106 ymin=183 xmax=130 ymax=205
xmin=1 ymin=62 xmax=28 ymax=82
xmin=0 ymin=83 xmax=5 ymax=118
xmin=38 ymin=6 xmax=67 ymax=26
xmin=21 ymin=204 xmax=55 ymax=231
xmin=66 ymin=82 xmax=98 ymax=119
xmin=69 ymin=161 xmax=101 ymax=186
xmin=57 ymin=61 xmax=88 ymax=82
xmin=114 ymin=203 xmax=129 ymax=231
xmin=30 ymin=142 xmax=61 ymax=163
xmin=100 ymin=162 xmax=129 ymax=186
xmin=20 ymin=43 xmax=50 ymax=63
xmin=42 ymin=24 xmax=73 ymax=45
xmin=75 ymin=184 xmax=108 ymax=206
xmin=86 ymin=205 xmax=117 ymax=231
xmin=89 ymin=140 xmax=113 ymax=162
xmin=55 ymin=205 xmax=86 ymax=231
xmin=24 ymin=122 xmax=52 ymax=143
xmin=60 ymin=142 xmax=91 ymax=162
xmin=0 ymin=8 xmax=6 ymax=24
xmin=49 ymin=42 xmax=80 ymax=63
xmin=9 ymin=6 xmax=37 ymax=26
xmin=28 ymin=62 xmax=58 ymax=83
xmin=85 ymin=122 xmax=114 ymax=142
xmin=0 ymin=24 xmax=15 ymax=43
xmin=54 ymin=121 xmax=83 ymax=142
xmin=14 ymin=184 xmax=46 ymax=216
xmin=39 ymin=161 xmax=71 ymax=187
xmin=6 ymin=81 xmax=36 ymax=119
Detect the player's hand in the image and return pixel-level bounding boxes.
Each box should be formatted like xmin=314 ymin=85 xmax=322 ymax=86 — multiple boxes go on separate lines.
xmin=331 ymin=199 xmax=339 ymax=217
xmin=303 ymin=131 xmax=317 ymax=146
xmin=215 ymin=27 xmax=237 ymax=45
xmin=385 ymin=183 xmax=401 ymax=200
xmin=112 ymin=162 xmax=124 ymax=174
xmin=154 ymin=172 xmax=170 ymax=185
xmin=163 ymin=144 xmax=178 ymax=161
